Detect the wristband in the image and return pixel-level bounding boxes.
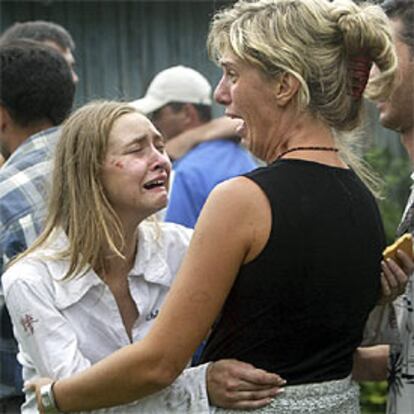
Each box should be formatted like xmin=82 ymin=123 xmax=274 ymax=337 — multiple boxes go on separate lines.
xmin=40 ymin=382 xmax=59 ymax=413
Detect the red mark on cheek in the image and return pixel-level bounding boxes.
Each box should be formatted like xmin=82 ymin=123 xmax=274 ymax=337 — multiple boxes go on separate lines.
xmin=20 ymin=314 xmax=39 ymax=335
xmin=109 ymin=157 xmax=124 ymax=169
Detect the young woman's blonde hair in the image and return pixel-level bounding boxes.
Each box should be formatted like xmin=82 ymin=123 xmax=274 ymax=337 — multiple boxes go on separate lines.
xmin=208 ymin=0 xmax=398 ymax=193
xmin=13 ymin=100 xmax=140 ymax=279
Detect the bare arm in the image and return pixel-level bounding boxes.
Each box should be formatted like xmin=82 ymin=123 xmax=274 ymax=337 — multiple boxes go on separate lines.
xmin=34 ymin=177 xmax=266 ymax=412
xmin=352 ymin=345 xmax=389 ymax=382
xmin=165 ymin=116 xmax=241 ymax=160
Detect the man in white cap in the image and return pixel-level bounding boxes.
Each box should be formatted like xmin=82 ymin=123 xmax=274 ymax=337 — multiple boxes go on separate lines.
xmin=132 ymin=65 xmax=258 ymax=229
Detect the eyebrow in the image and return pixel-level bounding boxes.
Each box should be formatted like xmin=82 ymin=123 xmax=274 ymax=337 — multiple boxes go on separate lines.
xmin=219 ymin=60 xmax=239 ymax=73
xmin=219 ymin=59 xmax=231 ymax=67
xmin=219 ymin=55 xmax=238 ymax=65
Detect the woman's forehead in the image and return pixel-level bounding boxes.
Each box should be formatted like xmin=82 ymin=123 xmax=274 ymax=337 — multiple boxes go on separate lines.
xmin=107 ymin=113 xmax=160 ymax=149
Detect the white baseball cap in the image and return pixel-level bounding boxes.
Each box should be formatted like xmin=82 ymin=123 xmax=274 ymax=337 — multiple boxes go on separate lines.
xmin=131 ymin=65 xmax=212 ymax=115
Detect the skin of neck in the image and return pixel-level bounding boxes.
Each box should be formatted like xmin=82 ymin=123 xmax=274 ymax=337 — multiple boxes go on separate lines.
xmin=6 ymin=119 xmax=54 ymax=154
xmin=262 ymin=109 xmax=336 ymax=163
xmin=401 ymin=128 xmax=414 ymax=165
xmin=100 ymin=215 xmax=142 ymax=279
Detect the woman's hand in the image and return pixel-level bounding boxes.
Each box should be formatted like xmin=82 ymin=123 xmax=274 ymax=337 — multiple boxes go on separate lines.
xmin=25 ymin=377 xmax=54 ymax=414
xmin=207 ymin=359 xmax=285 ymax=409
xmin=379 ymin=250 xmax=414 ymax=304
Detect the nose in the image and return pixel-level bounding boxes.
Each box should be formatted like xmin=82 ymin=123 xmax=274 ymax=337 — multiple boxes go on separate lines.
xmin=151 ymin=146 xmax=171 ymax=172
xmin=214 ymin=76 xmax=230 ymax=106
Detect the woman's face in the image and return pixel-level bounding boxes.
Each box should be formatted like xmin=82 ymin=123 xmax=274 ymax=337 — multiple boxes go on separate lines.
xmin=101 ymin=112 xmax=171 ymax=222
xmin=214 ymin=53 xmax=280 ymax=160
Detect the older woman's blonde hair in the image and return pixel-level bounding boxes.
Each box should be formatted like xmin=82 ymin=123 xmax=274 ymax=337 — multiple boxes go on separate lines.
xmin=13 ymin=100 xmax=140 ymax=279
xmin=208 ymin=0 xmax=398 ymax=193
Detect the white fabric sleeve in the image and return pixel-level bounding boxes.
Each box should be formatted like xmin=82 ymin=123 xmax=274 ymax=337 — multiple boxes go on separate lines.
xmin=5 ymin=278 xmax=93 ymax=379
xmin=132 ymin=363 xmax=211 ymax=413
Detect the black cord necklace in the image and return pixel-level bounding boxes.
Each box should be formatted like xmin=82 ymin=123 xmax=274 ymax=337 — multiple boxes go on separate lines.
xmin=277 ymin=146 xmax=339 ymax=160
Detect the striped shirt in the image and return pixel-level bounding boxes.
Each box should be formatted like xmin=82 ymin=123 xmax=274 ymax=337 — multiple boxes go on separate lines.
xmin=0 ymin=127 xmax=59 ymax=398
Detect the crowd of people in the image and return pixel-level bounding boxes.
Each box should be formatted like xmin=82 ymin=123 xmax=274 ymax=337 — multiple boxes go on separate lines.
xmin=0 ymin=0 xmax=413 ymax=413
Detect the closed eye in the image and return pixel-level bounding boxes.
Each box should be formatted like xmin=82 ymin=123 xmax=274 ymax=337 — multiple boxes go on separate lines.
xmin=127 ymin=147 xmax=143 ymax=154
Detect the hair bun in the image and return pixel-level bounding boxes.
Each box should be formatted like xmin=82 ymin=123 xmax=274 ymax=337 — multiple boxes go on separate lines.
xmin=331 ymin=0 xmax=373 ymax=53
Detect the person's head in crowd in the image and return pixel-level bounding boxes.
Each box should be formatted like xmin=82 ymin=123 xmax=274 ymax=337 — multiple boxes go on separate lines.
xmin=209 ymin=0 xmax=397 ymax=164
xmin=378 ymin=0 xmax=414 ymax=135
xmin=0 ymin=20 xmax=78 ymax=84
xmin=0 ymin=40 xmax=75 ymax=154
xmin=131 ymin=65 xmax=212 ymax=140
xmin=23 ymin=101 xmax=171 ymax=278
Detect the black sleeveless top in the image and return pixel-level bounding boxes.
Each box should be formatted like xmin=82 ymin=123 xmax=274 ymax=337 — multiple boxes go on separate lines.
xmin=201 ymin=159 xmax=385 ymax=385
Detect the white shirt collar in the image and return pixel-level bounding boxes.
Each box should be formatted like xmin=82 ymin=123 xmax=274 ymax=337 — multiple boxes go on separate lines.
xmin=40 ymin=223 xmax=173 ymax=310
xmin=129 ymin=221 xmax=172 ymax=286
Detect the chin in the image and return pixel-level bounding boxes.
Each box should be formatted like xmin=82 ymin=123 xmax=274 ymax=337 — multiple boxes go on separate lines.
xmin=142 ymin=198 xmax=168 ymax=218
xmin=155 ymin=197 xmax=168 ymax=211
xmin=380 ymin=113 xmax=401 ymax=132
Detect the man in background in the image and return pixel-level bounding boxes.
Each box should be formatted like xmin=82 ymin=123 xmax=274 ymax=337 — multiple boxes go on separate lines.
xmin=0 ymin=40 xmax=75 ymax=413
xmin=132 ymin=65 xmax=258 ymax=228
xmin=0 ymin=20 xmax=78 ymax=84
xmin=0 ymin=20 xmax=78 ymax=168
xmin=379 ymin=1 xmax=414 ymax=411
xmin=353 ymin=1 xmax=414 ymax=413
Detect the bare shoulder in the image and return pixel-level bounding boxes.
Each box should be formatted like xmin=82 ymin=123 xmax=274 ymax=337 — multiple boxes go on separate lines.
xmin=195 ymin=176 xmax=271 ymax=263
xmin=203 ymin=175 xmax=268 ymax=216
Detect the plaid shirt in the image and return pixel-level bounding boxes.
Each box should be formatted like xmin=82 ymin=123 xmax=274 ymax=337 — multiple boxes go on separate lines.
xmin=0 ymin=127 xmax=59 ymax=398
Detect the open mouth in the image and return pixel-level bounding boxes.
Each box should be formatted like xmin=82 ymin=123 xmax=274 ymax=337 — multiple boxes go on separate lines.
xmin=143 ymin=178 xmax=167 ymax=190
xmin=226 ymin=112 xmax=242 ymax=120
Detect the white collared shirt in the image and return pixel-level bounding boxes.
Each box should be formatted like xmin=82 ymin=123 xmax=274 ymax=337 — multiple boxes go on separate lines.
xmin=3 ymin=221 xmax=210 ymax=413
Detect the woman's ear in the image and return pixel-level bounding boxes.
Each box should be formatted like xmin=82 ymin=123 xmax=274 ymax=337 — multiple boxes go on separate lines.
xmin=274 ymin=73 xmax=300 ymax=107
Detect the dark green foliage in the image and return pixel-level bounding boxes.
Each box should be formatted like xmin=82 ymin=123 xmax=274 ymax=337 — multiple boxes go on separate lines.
xmin=361 ymin=381 xmax=388 ymax=413
xmin=365 ymin=146 xmax=411 ymax=243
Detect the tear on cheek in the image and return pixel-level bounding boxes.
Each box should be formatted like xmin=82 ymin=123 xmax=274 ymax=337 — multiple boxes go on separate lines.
xmin=114 ymin=160 xmax=124 ymax=169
